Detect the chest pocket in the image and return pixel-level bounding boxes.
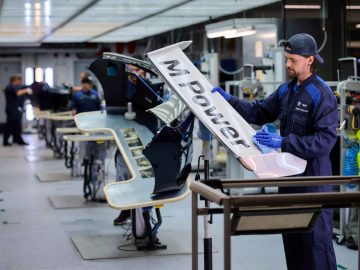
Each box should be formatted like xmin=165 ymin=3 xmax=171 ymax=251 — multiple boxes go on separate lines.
xmin=291 ymin=113 xmax=308 ymax=136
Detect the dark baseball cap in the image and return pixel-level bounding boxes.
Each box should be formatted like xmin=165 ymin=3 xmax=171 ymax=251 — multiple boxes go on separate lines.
xmin=284 ymin=33 xmax=324 ymax=64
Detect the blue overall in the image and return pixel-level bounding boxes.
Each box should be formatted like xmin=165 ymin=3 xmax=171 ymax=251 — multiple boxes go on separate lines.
xmin=228 ymin=73 xmax=338 ymax=270
xmin=4 ymin=84 xmax=24 ymax=144
xmin=70 ymin=89 xmax=100 ymax=114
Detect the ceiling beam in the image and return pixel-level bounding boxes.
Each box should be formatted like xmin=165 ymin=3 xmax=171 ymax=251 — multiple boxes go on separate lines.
xmin=87 ymin=0 xmax=193 ymax=42
xmin=38 ymin=0 xmax=100 ymax=43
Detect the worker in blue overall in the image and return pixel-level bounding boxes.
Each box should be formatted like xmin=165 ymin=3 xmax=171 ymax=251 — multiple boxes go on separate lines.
xmin=3 ymin=74 xmax=33 ymax=146
xmin=71 ymin=77 xmax=100 ymax=115
xmin=71 ymin=77 xmax=104 ymax=200
xmin=213 ymin=33 xmax=338 ymax=270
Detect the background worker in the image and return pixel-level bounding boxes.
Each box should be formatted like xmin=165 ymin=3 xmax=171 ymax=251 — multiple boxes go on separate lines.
xmin=3 ymin=74 xmax=33 ymax=146
xmin=113 ymin=62 xmax=147 ymax=226
xmin=213 ymin=33 xmax=338 ymax=270
xmin=71 ymin=77 xmax=100 ymax=115
xmin=71 ymin=77 xmax=104 ymax=201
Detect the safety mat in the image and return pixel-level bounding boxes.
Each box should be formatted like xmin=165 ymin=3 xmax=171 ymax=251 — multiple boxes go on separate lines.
xmin=36 ymin=172 xmax=80 ymax=182
xmin=70 ymin=231 xmax=218 ymax=260
xmin=49 ymin=195 xmax=107 ymax=209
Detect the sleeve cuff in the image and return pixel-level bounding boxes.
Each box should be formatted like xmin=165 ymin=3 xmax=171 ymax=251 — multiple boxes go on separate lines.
xmin=228 ymin=96 xmax=238 ymax=105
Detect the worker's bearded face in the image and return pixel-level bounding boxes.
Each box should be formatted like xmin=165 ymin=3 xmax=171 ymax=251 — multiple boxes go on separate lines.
xmin=285 ymin=52 xmax=314 ymax=79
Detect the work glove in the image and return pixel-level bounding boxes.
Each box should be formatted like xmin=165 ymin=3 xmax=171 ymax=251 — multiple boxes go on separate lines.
xmin=26 ymin=88 xmax=33 ymax=95
xmin=254 ymin=131 xmax=283 ymax=149
xmin=211 ymin=86 xmax=231 ymax=101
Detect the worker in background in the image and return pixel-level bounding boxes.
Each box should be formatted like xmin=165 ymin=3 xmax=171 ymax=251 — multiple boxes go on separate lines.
xmin=71 ymin=77 xmax=104 ymax=201
xmin=71 ymin=77 xmax=100 ymax=115
xmin=126 ymin=63 xmax=145 ymax=98
xmin=71 ymin=71 xmax=104 ymax=105
xmin=71 ymin=71 xmax=98 ymax=92
xmin=113 ymin=62 xmax=146 ymax=226
xmin=213 ymin=33 xmax=337 ymax=270
xmin=3 ymin=74 xmax=33 ymax=146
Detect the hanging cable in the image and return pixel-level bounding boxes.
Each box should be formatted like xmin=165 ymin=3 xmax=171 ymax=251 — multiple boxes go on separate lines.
xmin=219 ymin=65 xmax=244 ymax=75
xmin=277 ymin=39 xmax=287 ymax=47
xmin=317 ymin=0 xmax=327 ymax=53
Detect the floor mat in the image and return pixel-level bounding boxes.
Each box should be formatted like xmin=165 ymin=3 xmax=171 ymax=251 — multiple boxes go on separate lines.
xmin=70 ymin=231 xmax=218 ymax=260
xmin=49 ymin=195 xmax=107 ymax=209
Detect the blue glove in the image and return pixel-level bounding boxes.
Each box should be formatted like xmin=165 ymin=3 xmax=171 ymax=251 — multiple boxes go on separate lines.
xmin=254 ymin=131 xmax=283 ymax=149
xmin=211 ymin=86 xmax=231 ymax=101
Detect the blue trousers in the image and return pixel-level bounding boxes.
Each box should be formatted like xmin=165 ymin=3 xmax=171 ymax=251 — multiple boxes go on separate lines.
xmin=280 ymin=186 xmax=337 ymax=270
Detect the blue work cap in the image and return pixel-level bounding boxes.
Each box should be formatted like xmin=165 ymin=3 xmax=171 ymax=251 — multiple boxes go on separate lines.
xmin=284 ymin=33 xmax=324 ymax=64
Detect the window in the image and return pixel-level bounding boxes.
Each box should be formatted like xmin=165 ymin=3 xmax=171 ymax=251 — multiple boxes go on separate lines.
xmin=25 ymin=67 xmax=34 ymax=85
xmin=34 ymin=67 xmax=44 ymax=82
xmin=45 ymin=67 xmax=53 ymax=87
xmin=25 ymin=66 xmax=54 ymax=87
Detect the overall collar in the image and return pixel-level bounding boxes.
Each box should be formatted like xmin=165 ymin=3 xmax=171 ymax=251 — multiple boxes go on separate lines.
xmin=290 ymin=73 xmax=316 ymax=90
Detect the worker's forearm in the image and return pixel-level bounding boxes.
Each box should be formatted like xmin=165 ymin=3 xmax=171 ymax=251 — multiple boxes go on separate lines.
xmin=16 ymin=88 xmax=31 ymax=96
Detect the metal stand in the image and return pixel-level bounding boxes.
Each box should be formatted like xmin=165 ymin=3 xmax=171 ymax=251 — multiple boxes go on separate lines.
xmin=203 ymin=159 xmax=212 ymax=270
xmin=194 ymin=139 xmax=213 ymax=270
xmin=132 ymin=208 xmax=167 ymax=251
xmin=191 ymin=176 xmax=360 ymax=270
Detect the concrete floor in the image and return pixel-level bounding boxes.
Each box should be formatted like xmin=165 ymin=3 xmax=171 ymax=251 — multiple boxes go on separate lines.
xmin=0 ymin=134 xmax=357 ymax=270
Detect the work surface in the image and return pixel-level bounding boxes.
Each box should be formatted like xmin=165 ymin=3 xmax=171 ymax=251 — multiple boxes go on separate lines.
xmin=74 ymin=111 xmax=190 ymax=210
xmin=0 ymin=134 xmax=356 ymax=270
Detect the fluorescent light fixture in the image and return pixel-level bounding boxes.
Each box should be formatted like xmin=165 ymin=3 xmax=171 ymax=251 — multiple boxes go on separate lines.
xmin=207 ymin=28 xmax=237 ymax=39
xmin=224 ymin=28 xmax=256 ymax=39
xmin=259 ymin=32 xmax=276 ymax=39
xmin=206 ymin=19 xmax=275 ymax=40
xmin=347 ymin=5 xmax=360 ymax=10
xmin=284 ymin=5 xmax=321 ymax=9
xmin=24 ymin=3 xmax=31 ymax=9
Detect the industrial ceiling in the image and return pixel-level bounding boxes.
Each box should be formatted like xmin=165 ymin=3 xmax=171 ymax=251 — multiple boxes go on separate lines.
xmin=0 ymin=0 xmax=279 ymax=45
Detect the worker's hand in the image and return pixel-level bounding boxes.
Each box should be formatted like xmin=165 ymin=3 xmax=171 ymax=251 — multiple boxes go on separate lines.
xmin=211 ymin=86 xmax=231 ymax=101
xmin=254 ymin=131 xmax=283 ymax=149
xmin=26 ymin=88 xmax=33 ymax=95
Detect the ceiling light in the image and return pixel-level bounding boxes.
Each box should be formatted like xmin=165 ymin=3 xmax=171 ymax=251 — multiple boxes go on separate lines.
xmin=24 ymin=3 xmax=31 ymax=9
xmin=259 ymin=32 xmax=276 ymax=39
xmin=207 ymin=28 xmax=237 ymax=39
xmin=206 ymin=18 xmax=275 ymax=40
xmin=347 ymin=5 xmax=360 ymax=10
xmin=284 ymin=5 xmax=321 ymax=9
xmin=224 ymin=28 xmax=256 ymax=39
xmin=356 ymin=24 xmax=360 ymax=29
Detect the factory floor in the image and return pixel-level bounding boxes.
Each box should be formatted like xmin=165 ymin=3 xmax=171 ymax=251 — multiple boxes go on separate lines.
xmin=0 ymin=134 xmax=357 ymax=270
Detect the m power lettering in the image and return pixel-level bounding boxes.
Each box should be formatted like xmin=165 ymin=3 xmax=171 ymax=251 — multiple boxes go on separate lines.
xmin=160 ymin=60 xmax=190 ymax=76
xmin=177 ymin=78 xmax=249 ymax=148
